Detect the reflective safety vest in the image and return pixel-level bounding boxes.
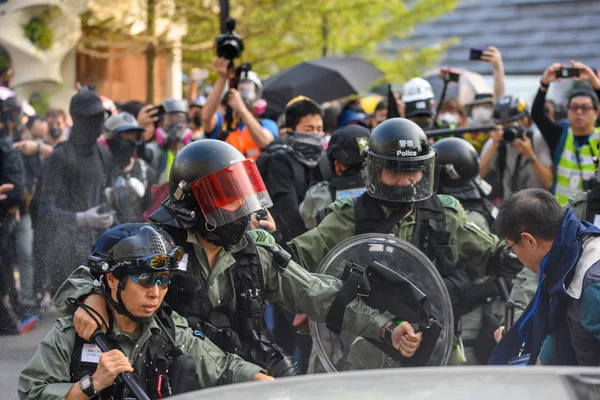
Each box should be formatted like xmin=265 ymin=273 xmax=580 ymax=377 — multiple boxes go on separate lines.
xmin=554 ymin=127 xmax=600 ymax=206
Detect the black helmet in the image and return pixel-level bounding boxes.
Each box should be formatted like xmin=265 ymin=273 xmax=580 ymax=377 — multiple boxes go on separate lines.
xmin=169 ymin=139 xmax=272 ymax=228
xmin=365 ymin=118 xmax=435 ymax=203
xmin=88 ymin=223 xmax=181 ymax=277
xmin=327 ymin=125 xmax=370 ymax=170
xmin=432 ymin=137 xmax=479 ymax=187
xmin=87 ymin=223 xmax=183 ymax=323
xmin=493 ymin=95 xmax=528 ymax=123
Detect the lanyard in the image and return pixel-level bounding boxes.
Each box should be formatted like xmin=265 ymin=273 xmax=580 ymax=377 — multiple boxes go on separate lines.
xmin=516 ymin=253 xmax=549 ymax=357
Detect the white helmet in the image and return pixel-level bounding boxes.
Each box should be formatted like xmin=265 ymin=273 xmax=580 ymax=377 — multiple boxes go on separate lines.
xmin=402 ymin=78 xmax=434 ymax=103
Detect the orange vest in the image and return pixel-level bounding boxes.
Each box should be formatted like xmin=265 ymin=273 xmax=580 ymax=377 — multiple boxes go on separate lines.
xmin=225 ymin=125 xmax=262 ymax=161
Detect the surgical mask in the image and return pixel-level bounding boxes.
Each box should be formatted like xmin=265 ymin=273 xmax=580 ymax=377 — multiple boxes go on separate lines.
xmin=471 ymin=107 xmax=493 ymax=124
xmin=439 ymin=112 xmax=459 ymax=126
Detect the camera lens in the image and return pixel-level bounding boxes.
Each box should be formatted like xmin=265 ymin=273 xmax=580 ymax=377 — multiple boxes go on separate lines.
xmin=221 ymin=40 xmax=241 ymax=60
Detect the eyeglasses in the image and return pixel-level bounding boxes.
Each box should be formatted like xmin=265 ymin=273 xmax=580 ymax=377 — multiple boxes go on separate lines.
xmin=129 ymin=271 xmax=172 ymax=289
xmin=506 ymin=241 xmax=518 ymax=259
xmin=568 ymin=105 xmax=595 ymax=113
xmin=114 ymin=247 xmax=185 ymax=270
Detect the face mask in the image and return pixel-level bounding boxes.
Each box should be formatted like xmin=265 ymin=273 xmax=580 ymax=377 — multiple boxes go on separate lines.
xmin=413 ymin=118 xmax=433 ymax=131
xmin=161 ymin=124 xmax=188 ymax=146
xmin=4 ymin=109 xmax=20 ymax=124
xmin=71 ymin=114 xmax=104 ymax=150
xmin=192 ymin=115 xmax=202 ymax=128
xmin=107 ymin=137 xmax=136 ymax=170
xmin=195 ymin=215 xmax=250 ymax=247
xmin=439 ymin=112 xmax=459 ymax=126
xmin=287 ymin=132 xmax=325 ymax=167
xmin=471 ymin=107 xmax=493 ymax=124
xmin=49 ymin=127 xmax=63 ymax=140
xmin=239 ymin=88 xmax=256 ymax=110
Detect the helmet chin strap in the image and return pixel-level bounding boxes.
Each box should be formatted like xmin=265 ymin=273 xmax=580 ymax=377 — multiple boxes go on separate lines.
xmin=106 ymin=278 xmax=153 ymax=324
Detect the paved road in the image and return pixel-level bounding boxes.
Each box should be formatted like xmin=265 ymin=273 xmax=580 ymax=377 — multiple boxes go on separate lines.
xmin=0 ymin=312 xmax=58 ymax=399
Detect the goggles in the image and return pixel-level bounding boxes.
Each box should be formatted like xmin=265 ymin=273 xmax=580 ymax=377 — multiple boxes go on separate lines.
xmin=128 ymin=271 xmax=172 ymax=289
xmin=111 ymin=247 xmax=184 ymax=271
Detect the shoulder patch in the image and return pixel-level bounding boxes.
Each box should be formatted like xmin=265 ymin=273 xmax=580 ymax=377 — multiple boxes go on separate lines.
xmin=246 ymin=229 xmax=276 ymax=248
xmin=437 ymin=194 xmax=461 ymax=212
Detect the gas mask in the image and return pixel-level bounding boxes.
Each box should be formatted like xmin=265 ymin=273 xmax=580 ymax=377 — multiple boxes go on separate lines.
xmin=471 ymin=106 xmax=493 ymax=124
xmin=238 ymin=81 xmax=258 ymax=110
xmin=160 ymin=113 xmax=190 ymax=146
xmin=195 ymin=214 xmax=250 ymax=247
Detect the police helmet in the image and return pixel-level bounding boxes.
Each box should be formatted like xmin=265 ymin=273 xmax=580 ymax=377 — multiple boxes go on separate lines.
xmin=432 ymin=137 xmax=479 ymax=188
xmin=327 ymin=125 xmax=370 ymax=170
xmin=169 ymin=139 xmax=273 ymax=228
xmin=88 ymin=223 xmax=182 ymax=278
xmin=493 ymin=95 xmax=528 ymax=123
xmin=366 ymin=118 xmax=435 ymax=202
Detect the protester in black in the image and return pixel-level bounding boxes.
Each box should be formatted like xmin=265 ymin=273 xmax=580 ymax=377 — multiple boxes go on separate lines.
xmin=38 ymin=88 xmax=114 ymax=293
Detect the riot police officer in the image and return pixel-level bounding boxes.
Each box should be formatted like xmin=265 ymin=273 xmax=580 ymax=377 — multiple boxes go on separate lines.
xmin=288 ymin=118 xmax=523 ymax=364
xmin=433 ymin=137 xmax=497 ymax=233
xmin=54 ymin=139 xmax=423 ymax=378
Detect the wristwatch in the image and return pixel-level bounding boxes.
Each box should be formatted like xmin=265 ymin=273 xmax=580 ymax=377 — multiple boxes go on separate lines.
xmin=79 ymin=375 xmax=96 ymax=398
xmin=528 ymin=155 xmax=538 ymax=164
xmin=384 ymin=322 xmax=399 ymax=347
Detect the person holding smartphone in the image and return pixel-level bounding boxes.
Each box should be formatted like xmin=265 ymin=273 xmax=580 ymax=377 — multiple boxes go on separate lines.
xmin=531 ymin=61 xmax=600 ymax=205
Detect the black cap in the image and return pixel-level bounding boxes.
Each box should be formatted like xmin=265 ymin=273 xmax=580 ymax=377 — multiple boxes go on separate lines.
xmin=69 ymin=89 xmax=105 ymax=118
xmin=327 ymin=125 xmax=370 ymax=167
xmin=405 ymin=98 xmax=433 ymax=118
xmin=467 ymin=93 xmax=494 ymax=106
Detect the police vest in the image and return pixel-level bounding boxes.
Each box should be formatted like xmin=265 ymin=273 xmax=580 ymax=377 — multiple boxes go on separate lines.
xmin=439 ymin=183 xmax=496 ymax=233
xmin=554 ymin=127 xmax=600 ymax=205
xmin=353 ymin=192 xmax=470 ymax=323
xmin=69 ymin=305 xmax=199 ymax=399
xmin=164 ymin=233 xmax=300 ymax=377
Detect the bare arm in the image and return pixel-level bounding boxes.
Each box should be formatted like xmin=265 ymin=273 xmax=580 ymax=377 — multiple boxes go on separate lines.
xmin=482 ymin=46 xmax=505 ymax=100
xmin=479 ymin=128 xmax=503 ymax=178
xmin=202 ymin=57 xmax=230 ymax=134
xmin=229 ymin=89 xmax=275 ymax=149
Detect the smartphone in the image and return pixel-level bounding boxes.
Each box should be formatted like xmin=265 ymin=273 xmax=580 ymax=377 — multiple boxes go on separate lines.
xmin=469 ymin=48 xmax=484 ymax=61
xmin=555 ymin=68 xmax=580 ymax=79
xmin=440 ymin=67 xmax=460 ymax=83
xmin=151 ymin=104 xmax=166 ymax=118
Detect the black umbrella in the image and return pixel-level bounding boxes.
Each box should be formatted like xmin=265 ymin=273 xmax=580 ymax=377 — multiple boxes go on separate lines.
xmin=263 ymin=55 xmax=384 ymax=117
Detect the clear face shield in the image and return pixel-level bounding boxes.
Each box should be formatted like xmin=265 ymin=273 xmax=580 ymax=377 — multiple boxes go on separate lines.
xmin=237 ymin=81 xmax=258 ymax=109
xmin=189 ymin=159 xmax=273 ymax=227
xmin=365 ymin=151 xmax=436 ymax=203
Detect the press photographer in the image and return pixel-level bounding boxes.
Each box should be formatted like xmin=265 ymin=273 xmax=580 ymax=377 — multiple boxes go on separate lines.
xmin=202 ymin=19 xmax=278 ymax=160
xmin=479 ymin=95 xmax=553 ymax=199
xmin=531 ymin=60 xmax=600 ymax=205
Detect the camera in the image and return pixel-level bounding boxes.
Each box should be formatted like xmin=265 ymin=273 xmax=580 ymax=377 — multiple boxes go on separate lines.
xmin=440 ymin=67 xmax=460 ymax=83
xmin=502 ymin=122 xmax=533 ymax=143
xmin=215 ymin=18 xmax=244 ymax=61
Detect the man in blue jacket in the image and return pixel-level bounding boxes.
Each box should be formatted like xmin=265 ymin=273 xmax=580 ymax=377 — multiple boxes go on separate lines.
xmin=490 ymin=188 xmax=600 ymax=366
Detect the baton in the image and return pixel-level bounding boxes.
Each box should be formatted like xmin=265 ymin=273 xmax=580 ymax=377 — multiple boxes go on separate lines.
xmin=425 ymin=124 xmax=498 ymax=138
xmin=504 ymin=301 xmax=515 ymax=332
xmin=90 ymin=330 xmax=151 ymax=400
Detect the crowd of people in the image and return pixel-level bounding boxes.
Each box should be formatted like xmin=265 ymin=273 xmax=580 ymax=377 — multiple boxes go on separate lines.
xmin=1 ymin=44 xmax=600 ymax=397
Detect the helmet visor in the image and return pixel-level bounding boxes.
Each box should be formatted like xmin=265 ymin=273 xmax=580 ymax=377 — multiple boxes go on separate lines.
xmin=366 ymin=153 xmax=435 ymax=202
xmin=189 ymin=159 xmax=273 ymax=227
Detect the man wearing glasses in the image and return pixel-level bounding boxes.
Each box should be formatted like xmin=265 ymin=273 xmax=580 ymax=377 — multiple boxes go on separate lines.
xmin=531 ymin=61 xmax=600 ymax=206
xmin=489 ymin=188 xmax=600 ymax=366
xmin=19 ymin=224 xmax=271 ymax=400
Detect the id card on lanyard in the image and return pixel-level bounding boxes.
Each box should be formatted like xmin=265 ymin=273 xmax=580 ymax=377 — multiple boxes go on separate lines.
xmin=509 ymin=254 xmax=549 ymax=367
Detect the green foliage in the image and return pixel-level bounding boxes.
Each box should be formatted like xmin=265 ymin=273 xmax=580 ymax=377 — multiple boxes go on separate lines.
xmin=0 ymin=48 xmax=10 ymax=70
xmin=22 ymin=11 xmax=54 ymax=51
xmin=29 ymin=92 xmax=51 ymax=116
xmin=177 ymin=0 xmax=459 ymax=84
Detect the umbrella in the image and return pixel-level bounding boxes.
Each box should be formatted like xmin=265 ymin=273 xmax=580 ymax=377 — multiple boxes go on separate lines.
xmin=263 ymin=55 xmax=384 ymax=116
xmin=423 ymin=68 xmax=491 ymax=107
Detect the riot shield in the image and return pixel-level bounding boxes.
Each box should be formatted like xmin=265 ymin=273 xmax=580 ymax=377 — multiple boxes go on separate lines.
xmin=309 ymin=233 xmax=453 ymax=372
